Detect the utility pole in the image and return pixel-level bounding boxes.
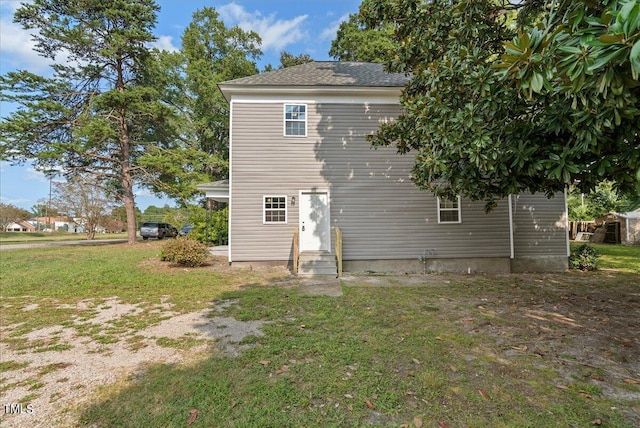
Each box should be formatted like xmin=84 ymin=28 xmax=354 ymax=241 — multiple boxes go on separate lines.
xmin=47 ymin=177 xmax=52 ymax=231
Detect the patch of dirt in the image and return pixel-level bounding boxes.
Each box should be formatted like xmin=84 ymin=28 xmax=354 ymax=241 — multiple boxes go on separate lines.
xmin=475 ymin=274 xmax=640 ymax=408
xmin=0 ymin=299 xmax=266 ymax=428
xmin=343 ymin=272 xmax=640 ymax=424
xmin=139 ymin=256 xmax=233 ymax=273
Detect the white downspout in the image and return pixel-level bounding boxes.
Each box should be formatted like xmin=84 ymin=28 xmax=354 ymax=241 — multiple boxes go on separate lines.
xmin=564 ymin=187 xmax=570 ymax=257
xmin=508 ymin=194 xmax=515 ymax=259
xmin=228 ymin=100 xmax=234 ymax=264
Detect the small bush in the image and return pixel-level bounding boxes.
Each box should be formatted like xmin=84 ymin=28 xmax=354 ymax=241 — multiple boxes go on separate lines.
xmin=188 ymin=206 xmax=228 ymax=246
xmin=569 ymin=244 xmax=599 ymax=271
xmin=160 ymin=238 xmax=209 ymax=267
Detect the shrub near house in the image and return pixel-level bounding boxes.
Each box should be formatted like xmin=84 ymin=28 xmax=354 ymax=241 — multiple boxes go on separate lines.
xmin=569 ymin=244 xmax=599 ymax=271
xmin=160 ymin=238 xmax=209 ymax=267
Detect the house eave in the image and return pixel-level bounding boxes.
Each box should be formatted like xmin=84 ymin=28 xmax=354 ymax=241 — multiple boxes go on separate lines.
xmin=196 ymin=180 xmax=229 ymax=203
xmin=218 ymin=84 xmax=403 ymax=103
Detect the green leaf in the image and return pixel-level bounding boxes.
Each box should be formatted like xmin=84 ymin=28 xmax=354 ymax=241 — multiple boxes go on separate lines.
xmin=631 ymin=39 xmax=640 ymax=79
xmin=587 ymin=49 xmax=623 ymax=72
xmin=619 ymin=0 xmax=636 ymax=21
xmin=503 ymin=41 xmax=523 ymax=54
xmin=558 ymin=45 xmax=582 ymax=54
xmin=531 ymin=72 xmax=544 ymax=93
xmin=597 ymin=34 xmax=625 ymax=44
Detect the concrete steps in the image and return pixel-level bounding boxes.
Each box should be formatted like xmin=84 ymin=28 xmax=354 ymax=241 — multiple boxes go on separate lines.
xmin=298 ymin=251 xmax=337 ymax=276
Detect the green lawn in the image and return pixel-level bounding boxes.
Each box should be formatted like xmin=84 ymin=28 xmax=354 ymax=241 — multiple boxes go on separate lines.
xmin=0 ymin=231 xmax=128 ymax=244
xmin=0 ymin=242 xmax=272 ymax=336
xmin=578 ymin=243 xmax=640 ymax=273
xmin=1 ymin=242 xmax=638 ymax=427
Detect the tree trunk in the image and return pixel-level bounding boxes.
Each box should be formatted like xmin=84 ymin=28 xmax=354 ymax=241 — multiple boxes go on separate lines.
xmin=122 ymin=170 xmax=137 ymax=245
xmin=116 ymin=58 xmax=137 ymax=245
xmin=85 ymin=220 xmax=96 ymax=240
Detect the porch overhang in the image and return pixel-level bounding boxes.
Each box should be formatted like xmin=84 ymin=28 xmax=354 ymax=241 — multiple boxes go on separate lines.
xmin=196 ymin=179 xmax=229 ymax=203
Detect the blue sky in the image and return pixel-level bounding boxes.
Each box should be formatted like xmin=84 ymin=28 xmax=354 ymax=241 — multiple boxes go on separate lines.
xmin=0 ymin=0 xmax=361 ymax=211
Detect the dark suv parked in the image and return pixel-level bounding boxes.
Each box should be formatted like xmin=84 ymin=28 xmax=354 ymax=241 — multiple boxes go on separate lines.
xmin=140 ymin=222 xmax=177 ymax=240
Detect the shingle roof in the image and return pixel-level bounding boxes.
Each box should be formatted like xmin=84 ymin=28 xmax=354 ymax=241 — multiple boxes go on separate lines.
xmin=220 ymin=61 xmax=410 ymax=88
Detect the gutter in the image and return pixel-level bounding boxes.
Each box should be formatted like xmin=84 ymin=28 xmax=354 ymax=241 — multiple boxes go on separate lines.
xmin=508 ymin=194 xmax=515 ymax=259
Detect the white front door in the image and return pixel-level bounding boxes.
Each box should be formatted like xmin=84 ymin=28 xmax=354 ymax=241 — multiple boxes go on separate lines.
xmin=299 ymin=191 xmax=330 ymax=252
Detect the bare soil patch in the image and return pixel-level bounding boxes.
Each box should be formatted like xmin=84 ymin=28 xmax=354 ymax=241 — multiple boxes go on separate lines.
xmin=345 ymin=271 xmax=640 ymax=423
xmin=0 ymin=298 xmax=266 ymax=427
xmin=2 ymin=270 xmax=638 ymax=426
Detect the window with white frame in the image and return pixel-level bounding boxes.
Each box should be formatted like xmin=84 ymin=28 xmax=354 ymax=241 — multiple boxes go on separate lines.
xmin=284 ymin=104 xmax=306 ymax=136
xmin=437 ymin=195 xmax=462 ymax=223
xmin=263 ymin=196 xmax=287 ymax=223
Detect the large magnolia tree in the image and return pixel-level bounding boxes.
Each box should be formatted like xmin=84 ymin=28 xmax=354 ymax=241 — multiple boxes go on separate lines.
xmin=360 ymin=0 xmax=639 ymax=209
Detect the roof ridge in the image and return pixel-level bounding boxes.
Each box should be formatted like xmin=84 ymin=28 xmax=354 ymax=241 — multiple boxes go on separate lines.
xmin=219 ymin=61 xmax=409 ymax=89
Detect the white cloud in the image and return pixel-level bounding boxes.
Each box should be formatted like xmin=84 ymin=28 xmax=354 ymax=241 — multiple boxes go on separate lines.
xmin=218 ymin=2 xmax=308 ymax=53
xmin=0 ymin=1 xmax=55 ymax=74
xmin=24 ymin=167 xmax=49 ymax=183
xmin=134 ymin=188 xmax=154 ymax=198
xmin=0 ymin=195 xmax=31 ymax=206
xmin=320 ymin=13 xmax=350 ymax=41
xmin=150 ymin=35 xmax=179 ymax=52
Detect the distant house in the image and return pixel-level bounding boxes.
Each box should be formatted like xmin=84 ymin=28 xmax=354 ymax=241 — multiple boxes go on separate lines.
xmin=214 ymin=61 xmax=569 ymax=275
xmin=4 ymin=220 xmax=35 ymax=232
xmin=595 ymin=210 xmax=640 ymax=245
xmin=619 ymin=210 xmax=640 ymax=244
xmin=31 ymin=216 xmax=82 ymax=232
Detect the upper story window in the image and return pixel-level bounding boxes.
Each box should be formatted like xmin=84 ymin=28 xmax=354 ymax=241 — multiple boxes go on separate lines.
xmin=284 ymin=104 xmax=307 ymax=137
xmin=264 ymin=195 xmax=287 ymax=224
xmin=437 ymin=195 xmax=462 ymax=224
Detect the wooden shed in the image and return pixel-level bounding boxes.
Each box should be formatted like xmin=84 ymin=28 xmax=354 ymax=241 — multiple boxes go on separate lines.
xmin=594 ymin=210 xmax=640 ymax=245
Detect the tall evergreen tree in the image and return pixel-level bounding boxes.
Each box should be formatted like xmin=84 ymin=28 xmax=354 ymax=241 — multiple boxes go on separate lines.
xmin=182 ymin=7 xmax=261 ymax=181
xmin=329 ymin=0 xmax=395 ymax=63
xmin=0 ymin=0 xmax=168 ymax=244
xmin=278 ymin=51 xmax=314 ymax=68
xmin=139 ymin=7 xmax=262 ymax=204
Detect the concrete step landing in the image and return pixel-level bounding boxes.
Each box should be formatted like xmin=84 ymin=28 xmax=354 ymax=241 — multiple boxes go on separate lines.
xmin=298 ymin=251 xmax=337 ymax=276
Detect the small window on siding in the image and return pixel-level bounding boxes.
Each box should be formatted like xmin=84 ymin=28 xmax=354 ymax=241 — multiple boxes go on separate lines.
xmin=437 ymin=195 xmax=462 ymax=224
xmin=284 ymin=104 xmax=306 ymax=137
xmin=264 ymin=196 xmax=287 ymax=224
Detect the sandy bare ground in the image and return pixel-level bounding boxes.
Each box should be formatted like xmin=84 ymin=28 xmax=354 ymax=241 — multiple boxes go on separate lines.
xmin=0 ymin=297 xmax=266 ymax=428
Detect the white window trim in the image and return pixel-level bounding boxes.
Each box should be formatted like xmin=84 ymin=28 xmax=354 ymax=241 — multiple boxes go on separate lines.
xmin=263 ymin=195 xmax=288 ymax=224
xmin=437 ymin=195 xmax=462 ymax=224
xmin=283 ymin=103 xmax=307 ymax=137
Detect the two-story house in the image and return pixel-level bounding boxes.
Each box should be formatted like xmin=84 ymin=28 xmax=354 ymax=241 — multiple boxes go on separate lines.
xmin=214 ymin=61 xmax=569 ymax=275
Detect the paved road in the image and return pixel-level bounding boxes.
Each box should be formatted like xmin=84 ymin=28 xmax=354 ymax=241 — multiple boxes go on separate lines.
xmin=1 ymin=241 xmax=229 ymax=255
xmin=0 ymin=239 xmax=129 ymax=251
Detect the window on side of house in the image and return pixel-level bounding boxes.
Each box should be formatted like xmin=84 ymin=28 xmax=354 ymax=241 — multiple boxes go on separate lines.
xmin=263 ymin=196 xmax=287 ymax=224
xmin=284 ymin=104 xmax=306 ymax=137
xmin=437 ymin=195 xmax=462 ymax=224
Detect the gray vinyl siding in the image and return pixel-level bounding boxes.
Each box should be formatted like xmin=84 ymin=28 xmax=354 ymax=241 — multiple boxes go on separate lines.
xmin=512 ymin=193 xmax=568 ymax=256
xmin=230 ymin=102 xmax=513 ymax=262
